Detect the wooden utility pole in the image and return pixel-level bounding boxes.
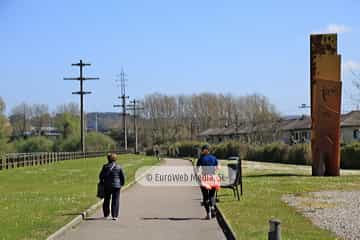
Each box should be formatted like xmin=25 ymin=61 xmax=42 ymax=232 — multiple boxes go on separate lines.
xmin=64 ymin=60 xmax=99 ymax=153
xmin=127 ymin=99 xmax=144 ymax=153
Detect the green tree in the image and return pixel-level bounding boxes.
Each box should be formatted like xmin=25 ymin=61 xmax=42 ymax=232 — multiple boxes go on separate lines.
xmin=0 ymin=97 xmax=13 ymax=152
xmin=54 ymin=112 xmax=80 ymax=139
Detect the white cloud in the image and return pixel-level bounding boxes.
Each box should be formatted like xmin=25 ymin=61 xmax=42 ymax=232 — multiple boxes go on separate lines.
xmin=343 ymin=60 xmax=360 ymax=71
xmin=326 ymin=24 xmax=351 ymax=33
xmin=312 ymin=24 xmax=352 ymax=34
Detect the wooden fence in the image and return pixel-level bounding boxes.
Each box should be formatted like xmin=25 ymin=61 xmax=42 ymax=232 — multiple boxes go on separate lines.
xmin=0 ymin=151 xmax=124 ymax=170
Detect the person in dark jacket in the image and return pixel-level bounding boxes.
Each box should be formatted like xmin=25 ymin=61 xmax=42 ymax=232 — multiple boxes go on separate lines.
xmin=99 ymin=153 xmax=125 ymax=221
xmin=196 ymin=145 xmax=218 ymax=219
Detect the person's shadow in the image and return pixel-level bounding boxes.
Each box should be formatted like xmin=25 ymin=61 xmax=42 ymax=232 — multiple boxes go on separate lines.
xmin=85 ymin=217 xmax=107 ymax=221
xmin=142 ymin=217 xmax=206 ymax=221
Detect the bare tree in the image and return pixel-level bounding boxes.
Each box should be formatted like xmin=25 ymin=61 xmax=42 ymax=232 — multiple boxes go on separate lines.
xmin=31 ymin=104 xmax=50 ymax=135
xmin=9 ymin=103 xmax=33 ymax=138
xmin=55 ymin=102 xmax=80 ymax=116
xmin=141 ymin=92 xmax=279 ymax=146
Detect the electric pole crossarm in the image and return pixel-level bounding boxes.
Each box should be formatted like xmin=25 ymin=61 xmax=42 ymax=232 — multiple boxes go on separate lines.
xmin=72 ymin=91 xmax=92 ymax=95
xmin=72 ymin=63 xmax=91 ymax=66
xmin=64 ymin=77 xmax=99 ymax=81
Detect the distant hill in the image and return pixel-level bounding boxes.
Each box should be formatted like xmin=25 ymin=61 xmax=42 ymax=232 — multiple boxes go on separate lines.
xmin=87 ymin=112 xmax=123 ymax=132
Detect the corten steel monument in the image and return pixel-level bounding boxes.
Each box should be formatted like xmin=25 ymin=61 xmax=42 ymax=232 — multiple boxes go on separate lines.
xmin=310 ymin=33 xmax=342 ymax=176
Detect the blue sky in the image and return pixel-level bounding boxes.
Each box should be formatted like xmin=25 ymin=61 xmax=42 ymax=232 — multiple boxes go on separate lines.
xmin=1 ymin=0 xmax=359 ymax=115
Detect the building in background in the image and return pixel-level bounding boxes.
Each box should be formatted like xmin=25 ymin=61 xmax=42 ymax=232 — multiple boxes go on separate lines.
xmin=199 ymin=111 xmax=360 ymax=145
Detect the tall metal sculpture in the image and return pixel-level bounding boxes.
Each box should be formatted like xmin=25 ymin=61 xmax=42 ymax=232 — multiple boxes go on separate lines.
xmin=310 ymin=34 xmax=342 ymax=176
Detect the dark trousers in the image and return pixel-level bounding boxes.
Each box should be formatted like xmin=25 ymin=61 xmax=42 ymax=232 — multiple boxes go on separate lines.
xmin=200 ymin=186 xmax=216 ymax=213
xmin=103 ymin=187 xmax=121 ymax=218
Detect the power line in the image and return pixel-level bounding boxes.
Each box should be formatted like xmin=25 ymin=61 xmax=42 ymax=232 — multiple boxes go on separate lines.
xmin=114 ymin=68 xmax=129 ymax=151
xmin=64 ymin=59 xmax=99 ymax=153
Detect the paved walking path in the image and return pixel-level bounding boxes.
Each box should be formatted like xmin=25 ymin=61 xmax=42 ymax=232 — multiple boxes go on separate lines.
xmin=59 ymin=158 xmax=225 ymax=240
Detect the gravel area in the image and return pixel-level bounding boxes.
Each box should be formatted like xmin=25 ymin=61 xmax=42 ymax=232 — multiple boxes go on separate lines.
xmin=242 ymin=161 xmax=360 ymax=175
xmin=282 ymin=191 xmax=360 ymax=240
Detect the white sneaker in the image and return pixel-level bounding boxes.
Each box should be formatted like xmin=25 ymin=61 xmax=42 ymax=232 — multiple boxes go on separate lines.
xmin=206 ymin=210 xmax=211 ymax=220
xmin=112 ymin=217 xmax=118 ymax=221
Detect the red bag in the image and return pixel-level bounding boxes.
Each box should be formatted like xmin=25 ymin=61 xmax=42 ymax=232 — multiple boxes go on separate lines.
xmin=200 ymin=174 xmax=221 ymax=190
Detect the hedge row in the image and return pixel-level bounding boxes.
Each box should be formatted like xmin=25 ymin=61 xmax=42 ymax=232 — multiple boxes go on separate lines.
xmin=341 ymin=142 xmax=360 ymax=169
xmin=246 ymin=143 xmax=311 ymax=165
xmin=150 ymin=141 xmax=360 ymax=169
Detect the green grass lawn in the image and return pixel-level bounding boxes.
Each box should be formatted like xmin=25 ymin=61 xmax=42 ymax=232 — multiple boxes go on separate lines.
xmin=217 ymin=160 xmax=360 ymax=240
xmin=0 ymin=154 xmax=159 ymax=240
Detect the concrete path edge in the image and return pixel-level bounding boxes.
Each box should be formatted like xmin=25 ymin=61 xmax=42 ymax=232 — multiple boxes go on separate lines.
xmin=187 ymin=158 xmax=237 ymax=240
xmin=46 ymin=159 xmax=163 ymax=240
xmin=215 ymin=205 xmax=237 ymax=240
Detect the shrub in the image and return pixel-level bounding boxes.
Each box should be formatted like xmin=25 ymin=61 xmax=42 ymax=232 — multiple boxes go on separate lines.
xmin=167 ymin=141 xmax=205 ymax=158
xmin=246 ymin=143 xmax=311 ymax=165
xmin=341 ymin=142 xmax=360 ymax=169
xmin=15 ymin=137 xmax=54 ymax=153
xmin=164 ymin=141 xmax=249 ymax=159
xmin=288 ymin=144 xmax=311 ymax=165
xmin=158 ymin=139 xmax=360 ymax=169
xmin=85 ymin=132 xmax=117 ymax=152
xmin=212 ymin=141 xmax=249 ymax=159
xmin=145 ymin=148 xmax=154 ymax=156
xmin=0 ymin=140 xmax=15 ymax=153
xmin=54 ymin=136 xmax=80 ymax=152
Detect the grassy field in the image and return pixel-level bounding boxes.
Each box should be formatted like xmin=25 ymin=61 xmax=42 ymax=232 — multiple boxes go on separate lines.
xmin=0 ymin=154 xmax=159 ymax=240
xmin=216 ymin=160 xmax=360 ymax=240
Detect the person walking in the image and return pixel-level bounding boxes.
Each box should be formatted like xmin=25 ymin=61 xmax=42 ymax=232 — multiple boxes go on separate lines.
xmin=196 ymin=145 xmax=219 ymax=220
xmin=99 ymin=153 xmax=125 ymax=221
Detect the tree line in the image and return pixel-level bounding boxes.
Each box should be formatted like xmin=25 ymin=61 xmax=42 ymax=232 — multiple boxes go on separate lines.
xmin=139 ymin=93 xmax=279 ymax=147
xmin=0 ymin=92 xmax=279 ymax=153
xmin=0 ymin=98 xmax=116 ymax=153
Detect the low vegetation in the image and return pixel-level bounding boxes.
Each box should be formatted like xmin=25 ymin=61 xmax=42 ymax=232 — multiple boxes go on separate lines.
xmin=217 ymin=160 xmax=360 ymax=239
xmin=0 ymin=154 xmax=159 ymax=240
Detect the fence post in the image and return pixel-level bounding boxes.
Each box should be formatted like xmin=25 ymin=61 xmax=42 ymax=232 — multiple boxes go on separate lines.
xmin=15 ymin=154 xmax=19 ymax=168
xmin=268 ymin=219 xmax=281 ymax=240
xmin=0 ymin=153 xmax=3 ymax=170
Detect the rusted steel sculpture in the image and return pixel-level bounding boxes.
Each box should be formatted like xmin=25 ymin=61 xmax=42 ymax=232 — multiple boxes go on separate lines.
xmin=310 ymin=34 xmax=342 ymax=176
